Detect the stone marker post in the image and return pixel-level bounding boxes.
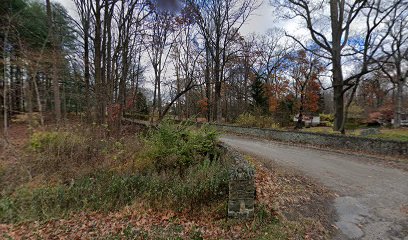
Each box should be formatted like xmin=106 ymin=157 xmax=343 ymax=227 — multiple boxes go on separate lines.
xmin=224 ymin=144 xmax=256 ymax=219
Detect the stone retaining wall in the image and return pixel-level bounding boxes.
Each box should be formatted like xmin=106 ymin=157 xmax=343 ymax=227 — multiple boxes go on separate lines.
xmin=215 ymin=124 xmax=408 ymax=158
xmin=220 ymin=143 xmax=256 ymax=219
xmin=122 ymin=117 xmax=407 ymax=157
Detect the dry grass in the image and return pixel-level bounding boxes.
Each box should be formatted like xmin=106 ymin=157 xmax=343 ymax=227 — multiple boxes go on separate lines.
xmin=0 ymin=123 xmax=143 ymax=193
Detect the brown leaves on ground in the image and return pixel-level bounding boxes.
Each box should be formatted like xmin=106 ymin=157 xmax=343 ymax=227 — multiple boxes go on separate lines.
xmin=1 ymin=158 xmax=337 ymax=240
xmin=0 ymin=123 xmax=29 ymax=162
xmin=1 ymin=203 xmax=248 ymax=239
xmin=250 ymin=156 xmax=336 ymax=239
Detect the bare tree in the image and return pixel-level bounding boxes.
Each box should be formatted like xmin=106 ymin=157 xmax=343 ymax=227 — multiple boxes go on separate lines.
xmin=189 ymin=0 xmax=259 ymax=122
xmin=160 ymin=19 xmax=203 ymax=121
xmin=145 ymin=3 xmax=176 ymax=121
xmin=380 ymin=2 xmax=408 ymax=127
xmin=253 ymin=29 xmax=289 ymax=85
xmin=73 ymin=0 xmax=92 ymax=120
xmin=272 ymin=0 xmax=402 ymax=132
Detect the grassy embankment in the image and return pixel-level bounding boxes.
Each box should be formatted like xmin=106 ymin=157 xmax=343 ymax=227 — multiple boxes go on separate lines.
xmin=301 ymin=127 xmax=408 ymax=142
xmin=234 ymin=112 xmax=408 ymax=142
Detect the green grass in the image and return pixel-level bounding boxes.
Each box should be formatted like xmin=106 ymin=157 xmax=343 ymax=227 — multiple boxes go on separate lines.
xmin=301 ymin=127 xmax=408 ymax=142
xmin=365 ymin=128 xmax=408 ymax=142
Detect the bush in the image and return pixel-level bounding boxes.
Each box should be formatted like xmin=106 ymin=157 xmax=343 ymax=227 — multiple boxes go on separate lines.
xmin=28 ymin=131 xmax=91 ymax=181
xmin=235 ymin=113 xmax=280 ymax=129
xmin=140 ymin=122 xmax=220 ymax=174
xmin=0 ymin=126 xmax=143 ymax=195
xmin=319 ymin=114 xmax=334 ymax=123
xmin=25 ymin=128 xmax=133 ymax=181
xmin=29 ymin=131 xmax=97 ymax=160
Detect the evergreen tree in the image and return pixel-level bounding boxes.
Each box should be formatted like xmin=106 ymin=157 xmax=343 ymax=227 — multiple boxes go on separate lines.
xmin=251 ymin=74 xmax=268 ymax=113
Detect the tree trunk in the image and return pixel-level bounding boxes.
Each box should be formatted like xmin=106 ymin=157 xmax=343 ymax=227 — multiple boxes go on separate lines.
xmin=295 ymin=92 xmax=305 ymax=129
xmin=205 ymin=44 xmax=211 ymax=122
xmin=22 ymin=65 xmax=33 ymax=126
xmin=94 ymin=1 xmax=104 ymax=124
xmin=46 ymin=0 xmax=61 ymax=124
xmin=33 ymin=74 xmax=44 ymax=126
xmin=83 ymin=17 xmax=91 ymax=121
xmin=157 ymin=74 xmax=162 ymax=118
xmin=214 ymin=52 xmax=222 ymax=122
xmin=340 ymin=80 xmax=359 ymax=134
xmin=51 ymin=55 xmax=61 ymax=123
xmin=151 ymin=73 xmax=158 ymax=123
xmin=3 ymin=32 xmax=10 ymax=138
xmin=214 ymin=81 xmax=222 ymax=122
xmin=61 ymin=80 xmax=67 ymax=120
xmin=394 ymin=81 xmax=403 ymax=128
xmin=333 ymin=70 xmax=344 ymax=131
xmin=330 ymin=0 xmax=345 ymax=131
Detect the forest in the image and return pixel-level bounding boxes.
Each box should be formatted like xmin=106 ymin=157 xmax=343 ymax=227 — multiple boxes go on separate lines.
xmin=0 ymin=0 xmax=406 ymax=135
xmin=0 ymin=0 xmax=407 ymax=239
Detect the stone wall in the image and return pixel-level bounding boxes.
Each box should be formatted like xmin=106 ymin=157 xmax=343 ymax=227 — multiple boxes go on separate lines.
xmin=220 ymin=143 xmax=256 ymax=219
xmin=215 ymin=124 xmax=408 ymax=158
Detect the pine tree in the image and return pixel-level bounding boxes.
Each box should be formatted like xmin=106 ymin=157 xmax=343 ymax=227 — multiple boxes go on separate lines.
xmin=251 ymin=74 xmax=268 ymax=113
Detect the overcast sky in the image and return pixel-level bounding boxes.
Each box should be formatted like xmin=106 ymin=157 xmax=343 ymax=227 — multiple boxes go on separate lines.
xmin=53 ymin=0 xmax=306 ymax=92
xmin=54 ymin=0 xmax=282 ymax=36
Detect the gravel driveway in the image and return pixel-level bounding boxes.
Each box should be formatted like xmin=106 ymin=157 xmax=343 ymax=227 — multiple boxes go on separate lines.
xmin=221 ymin=134 xmax=408 ymax=240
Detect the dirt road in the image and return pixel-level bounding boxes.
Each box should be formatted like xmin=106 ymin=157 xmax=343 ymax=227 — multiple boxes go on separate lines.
xmin=221 ymin=134 xmax=408 ymax=240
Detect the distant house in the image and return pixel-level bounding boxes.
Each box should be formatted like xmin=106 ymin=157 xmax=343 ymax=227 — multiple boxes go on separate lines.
xmin=391 ymin=113 xmax=408 ymax=126
xmin=293 ymin=115 xmax=320 ymax=127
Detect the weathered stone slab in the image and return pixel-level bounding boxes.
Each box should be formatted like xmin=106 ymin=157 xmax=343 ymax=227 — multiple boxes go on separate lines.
xmin=221 ymin=143 xmax=256 ymax=219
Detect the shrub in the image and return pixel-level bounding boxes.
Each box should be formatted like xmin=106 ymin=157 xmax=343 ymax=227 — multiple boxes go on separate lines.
xmin=29 ymin=130 xmax=96 ymax=159
xmin=235 ymin=112 xmax=257 ymax=127
xmin=235 ymin=113 xmax=280 ymax=129
xmin=319 ymin=114 xmax=334 ymax=123
xmin=140 ymin=122 xmax=219 ymax=174
xmin=27 ymin=127 xmax=135 ymax=175
xmin=365 ymin=105 xmax=393 ymax=125
xmin=26 ymin=131 xmax=100 ymax=181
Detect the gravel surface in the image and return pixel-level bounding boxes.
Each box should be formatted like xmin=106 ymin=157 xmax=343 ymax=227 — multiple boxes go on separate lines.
xmin=221 ymin=134 xmax=408 ymax=240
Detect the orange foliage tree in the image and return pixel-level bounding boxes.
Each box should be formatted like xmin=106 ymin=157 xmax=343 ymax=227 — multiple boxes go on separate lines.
xmin=289 ymin=50 xmax=324 ymax=128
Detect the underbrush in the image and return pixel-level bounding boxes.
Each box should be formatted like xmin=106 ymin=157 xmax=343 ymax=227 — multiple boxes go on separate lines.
xmin=0 ymin=160 xmax=228 ymax=223
xmin=0 ymin=122 xmax=228 ymax=224
xmin=137 ymin=121 xmax=220 ymax=174
xmin=235 ymin=113 xmax=280 ymax=129
xmin=0 ymin=125 xmax=141 ymax=191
